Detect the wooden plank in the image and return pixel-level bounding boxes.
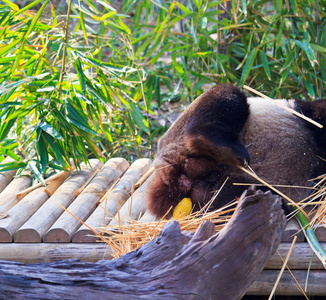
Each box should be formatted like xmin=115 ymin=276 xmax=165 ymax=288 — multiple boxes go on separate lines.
xmin=0 ymin=243 xmax=113 ymax=263
xmin=247 ymin=270 xmax=326 ymax=296
xmin=281 ymin=217 xmax=305 ymax=242
xmin=43 ymin=158 xmax=130 ymax=243
xmin=265 ymin=242 xmax=326 ymax=270
xmin=44 ymin=171 xmax=71 ymax=196
xmin=0 ymin=187 xmax=49 ymax=242
xmin=0 ymin=175 xmax=32 ymax=215
xmin=139 ymin=210 xmax=157 ymax=222
xmin=109 ymin=177 xmax=150 ymax=226
xmin=0 ymin=157 xmax=16 ymax=193
xmin=72 ymin=158 xmax=152 ymax=243
xmin=0 ymin=188 xmax=288 ymax=299
xmin=0 ymin=174 xmax=68 ymax=242
xmin=14 ymin=159 xmax=104 ymax=243
xmin=0 ymin=241 xmax=324 ymax=270
xmin=16 ymin=170 xmax=72 ymax=200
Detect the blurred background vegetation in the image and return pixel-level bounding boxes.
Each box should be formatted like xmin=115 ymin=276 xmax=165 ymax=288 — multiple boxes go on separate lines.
xmin=0 ymin=0 xmax=326 ymax=180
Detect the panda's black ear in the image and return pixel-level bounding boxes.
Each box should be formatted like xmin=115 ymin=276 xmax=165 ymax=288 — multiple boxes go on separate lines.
xmin=184 ymin=84 xmax=250 ymax=166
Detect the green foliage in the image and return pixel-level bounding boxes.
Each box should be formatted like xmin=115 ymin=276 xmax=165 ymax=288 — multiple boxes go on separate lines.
xmin=120 ymin=0 xmax=326 ymax=99
xmin=0 ymin=0 xmax=325 ymax=180
xmin=0 ymin=0 xmax=160 ymax=177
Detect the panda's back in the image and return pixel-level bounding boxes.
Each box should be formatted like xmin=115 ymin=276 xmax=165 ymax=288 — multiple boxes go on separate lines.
xmin=238 ymin=97 xmax=320 ymax=202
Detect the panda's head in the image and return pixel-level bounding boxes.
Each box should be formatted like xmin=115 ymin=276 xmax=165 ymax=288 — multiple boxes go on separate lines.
xmin=146 ymin=84 xmax=326 ymax=219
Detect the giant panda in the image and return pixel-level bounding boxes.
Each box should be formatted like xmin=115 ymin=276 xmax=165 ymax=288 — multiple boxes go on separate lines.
xmin=146 ymin=84 xmax=326 ymax=219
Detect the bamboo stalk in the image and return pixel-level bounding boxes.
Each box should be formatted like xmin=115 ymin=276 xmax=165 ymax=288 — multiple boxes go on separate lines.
xmin=74 ymin=167 xmax=101 ymax=197
xmin=58 ymin=0 xmax=73 ymax=98
xmin=131 ymin=166 xmax=154 ymax=194
xmin=291 ymin=207 xmax=326 ymax=269
xmin=16 ymin=170 xmax=72 ymax=200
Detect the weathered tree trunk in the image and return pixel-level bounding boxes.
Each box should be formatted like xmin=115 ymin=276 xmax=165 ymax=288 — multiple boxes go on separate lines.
xmin=0 ymin=187 xmax=286 ymax=300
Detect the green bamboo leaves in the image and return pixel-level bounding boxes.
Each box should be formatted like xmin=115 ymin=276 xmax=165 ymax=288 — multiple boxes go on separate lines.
xmin=291 ymin=207 xmax=326 ymax=268
xmin=0 ymin=0 xmax=155 ymax=176
xmin=1 ymin=0 xmax=326 ymax=178
xmin=239 ymin=49 xmax=258 ymax=86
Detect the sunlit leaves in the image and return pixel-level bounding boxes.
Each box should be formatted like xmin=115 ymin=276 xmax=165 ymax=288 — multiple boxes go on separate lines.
xmin=0 ymin=0 xmax=155 ymax=175
xmin=1 ymin=0 xmax=326 ymax=178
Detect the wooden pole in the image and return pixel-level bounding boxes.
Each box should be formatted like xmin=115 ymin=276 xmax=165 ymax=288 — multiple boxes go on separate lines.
xmin=43 ymin=158 xmax=130 ymax=242
xmin=72 ymin=159 xmax=152 ymax=242
xmin=0 ymin=175 xmax=32 ymax=215
xmin=0 ymin=157 xmax=17 ymax=193
xmin=0 ymin=187 xmax=286 ymax=299
xmin=14 ymin=160 xmax=103 ymax=243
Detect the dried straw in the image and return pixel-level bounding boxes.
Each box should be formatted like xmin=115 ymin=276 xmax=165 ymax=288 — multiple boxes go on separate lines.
xmin=101 ymin=200 xmax=236 ymax=259
xmin=305 ymin=175 xmax=326 ymax=228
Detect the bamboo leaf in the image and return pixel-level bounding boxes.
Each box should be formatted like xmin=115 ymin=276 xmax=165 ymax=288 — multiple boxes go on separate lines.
xmin=280 ymin=52 xmax=295 ymax=72
xmin=0 ymin=108 xmax=17 ymax=142
xmin=150 ymin=0 xmax=169 ymax=12
xmin=305 ymin=80 xmax=315 ymax=99
xmin=36 ymin=129 xmax=48 ymax=174
xmin=42 ymin=133 xmax=67 ymax=168
xmin=260 ymin=51 xmax=271 ymax=80
xmin=51 ymin=2 xmax=57 ymax=26
xmin=310 ymin=43 xmax=326 ymax=53
xmin=0 ymin=38 xmax=21 ymax=57
xmin=67 ymin=117 xmax=98 ymax=135
xmin=220 ymin=23 xmax=252 ymax=30
xmin=175 ymin=2 xmax=192 ymax=15
xmin=13 ymin=0 xmax=44 ymax=16
xmin=241 ymin=0 xmax=247 ymax=15
xmin=291 ymin=207 xmax=326 ymax=268
xmin=100 ymin=11 xmax=116 ymax=20
xmin=38 ymin=122 xmax=64 ymax=141
xmin=96 ymin=0 xmax=116 ymax=11
xmin=0 ymin=144 xmax=20 ymax=161
xmin=74 ymin=58 xmax=86 ymax=95
xmin=128 ymin=103 xmax=149 ymax=134
xmin=66 ymin=102 xmax=98 ymax=135
xmin=12 ymin=0 xmax=50 ymax=73
xmin=0 ymin=161 xmax=26 ymax=172
xmin=295 ymin=40 xmax=317 ymax=66
xmin=28 ymin=161 xmax=46 ymax=185
xmin=239 ymin=48 xmax=258 ymax=86
xmin=274 ymin=0 xmax=283 ymax=13
xmin=79 ymin=11 xmax=89 ymax=46
xmin=2 ymin=0 xmax=19 ymax=11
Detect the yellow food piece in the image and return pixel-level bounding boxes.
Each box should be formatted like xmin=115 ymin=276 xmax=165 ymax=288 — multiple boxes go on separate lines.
xmin=172 ymin=197 xmax=193 ymax=219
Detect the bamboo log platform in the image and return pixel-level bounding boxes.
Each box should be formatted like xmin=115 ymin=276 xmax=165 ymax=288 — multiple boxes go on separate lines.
xmin=0 ymin=157 xmax=325 ymax=296
xmin=72 ymin=158 xmax=152 ymax=242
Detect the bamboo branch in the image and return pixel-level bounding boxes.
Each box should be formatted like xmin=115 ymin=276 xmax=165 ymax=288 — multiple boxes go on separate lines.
xmin=58 ymin=0 xmax=73 ymax=98
xmin=291 ymin=207 xmax=326 ymax=269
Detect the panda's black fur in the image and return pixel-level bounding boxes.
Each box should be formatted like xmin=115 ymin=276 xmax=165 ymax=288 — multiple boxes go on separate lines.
xmin=146 ymin=84 xmax=326 ymax=219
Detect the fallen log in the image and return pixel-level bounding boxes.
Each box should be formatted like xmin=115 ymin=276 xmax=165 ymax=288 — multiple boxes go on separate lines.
xmin=0 ymin=187 xmax=286 ymax=300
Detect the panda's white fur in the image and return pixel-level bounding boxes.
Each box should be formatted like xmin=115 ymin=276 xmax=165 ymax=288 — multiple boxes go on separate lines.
xmin=146 ymin=84 xmax=326 ymax=219
xmin=237 ymin=97 xmax=319 ymax=202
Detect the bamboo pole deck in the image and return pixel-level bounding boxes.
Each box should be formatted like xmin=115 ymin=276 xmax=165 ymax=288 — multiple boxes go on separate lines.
xmin=0 ymin=157 xmax=325 ymax=296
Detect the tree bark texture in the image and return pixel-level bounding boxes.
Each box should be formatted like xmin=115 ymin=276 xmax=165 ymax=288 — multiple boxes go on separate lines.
xmin=0 ymin=187 xmax=286 ymax=300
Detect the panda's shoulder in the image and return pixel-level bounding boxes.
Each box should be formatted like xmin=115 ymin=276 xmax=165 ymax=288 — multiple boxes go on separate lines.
xmin=247 ymin=97 xmax=295 ymax=114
